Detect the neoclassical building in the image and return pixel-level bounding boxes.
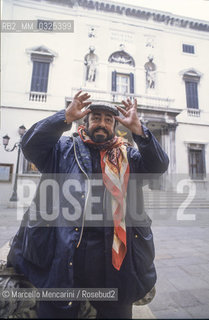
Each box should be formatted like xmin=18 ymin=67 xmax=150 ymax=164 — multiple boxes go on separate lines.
xmin=1 ymin=0 xmax=209 ymax=205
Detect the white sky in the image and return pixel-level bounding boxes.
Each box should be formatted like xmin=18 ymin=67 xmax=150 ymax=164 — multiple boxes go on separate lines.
xmin=110 ymin=0 xmax=209 ymax=21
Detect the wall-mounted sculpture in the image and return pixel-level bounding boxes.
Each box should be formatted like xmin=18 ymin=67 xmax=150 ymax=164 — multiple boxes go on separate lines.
xmin=144 ymin=55 xmax=156 ymax=89
xmin=84 ymin=46 xmax=98 ymax=82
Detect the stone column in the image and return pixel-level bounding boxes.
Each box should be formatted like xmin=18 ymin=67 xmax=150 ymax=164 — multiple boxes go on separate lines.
xmin=168 ymin=123 xmax=178 ymax=175
xmin=160 ymin=125 xmax=169 ymax=190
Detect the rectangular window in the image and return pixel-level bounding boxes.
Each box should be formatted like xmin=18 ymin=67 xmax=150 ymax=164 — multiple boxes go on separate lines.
xmin=30 ymin=61 xmax=50 ymax=93
xmin=116 ymin=73 xmax=130 ymax=94
xmin=189 ymin=147 xmax=205 ymax=180
xmin=112 ymin=72 xmax=134 ymax=94
xmin=182 ymin=44 xmax=195 ymax=54
xmin=185 ymin=81 xmax=199 ymax=109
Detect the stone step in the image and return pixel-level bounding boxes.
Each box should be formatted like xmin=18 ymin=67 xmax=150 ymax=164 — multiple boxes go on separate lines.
xmin=143 ymin=191 xmax=209 ymax=208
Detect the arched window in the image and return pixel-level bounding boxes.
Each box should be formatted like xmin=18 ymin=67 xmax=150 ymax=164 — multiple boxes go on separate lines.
xmin=108 ymin=49 xmax=135 ymax=67
xmin=108 ymin=47 xmax=135 ymax=95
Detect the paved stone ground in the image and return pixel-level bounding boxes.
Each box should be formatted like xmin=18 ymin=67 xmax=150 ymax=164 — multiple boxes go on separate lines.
xmin=1 ymin=205 xmax=209 ymax=319
xmin=149 ymin=211 xmax=209 ymax=319
xmin=0 ymin=206 xmax=21 ymax=248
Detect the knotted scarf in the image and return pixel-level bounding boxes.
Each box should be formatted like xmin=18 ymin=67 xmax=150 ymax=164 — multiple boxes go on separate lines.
xmin=78 ymin=125 xmax=130 ymax=270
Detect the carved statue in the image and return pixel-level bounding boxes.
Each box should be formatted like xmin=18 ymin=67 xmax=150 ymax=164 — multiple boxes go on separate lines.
xmin=84 ymin=46 xmax=98 ymax=82
xmin=144 ymin=56 xmax=156 ymax=89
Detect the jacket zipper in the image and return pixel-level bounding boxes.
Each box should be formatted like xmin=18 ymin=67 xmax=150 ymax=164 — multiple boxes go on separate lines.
xmin=73 ymin=139 xmax=90 ymax=248
xmin=103 ymin=188 xmax=107 ymax=213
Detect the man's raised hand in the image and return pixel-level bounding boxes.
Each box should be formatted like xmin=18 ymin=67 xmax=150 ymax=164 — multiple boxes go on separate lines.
xmin=65 ymin=91 xmax=92 ymax=124
xmin=115 ymin=98 xmax=144 ymax=136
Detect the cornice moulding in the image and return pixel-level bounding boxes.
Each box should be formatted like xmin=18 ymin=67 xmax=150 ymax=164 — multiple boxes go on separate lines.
xmin=39 ymin=0 xmax=209 ymax=33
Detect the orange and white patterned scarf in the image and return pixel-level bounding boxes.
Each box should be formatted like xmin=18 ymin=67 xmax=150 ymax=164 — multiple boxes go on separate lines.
xmin=78 ymin=126 xmax=130 ymax=271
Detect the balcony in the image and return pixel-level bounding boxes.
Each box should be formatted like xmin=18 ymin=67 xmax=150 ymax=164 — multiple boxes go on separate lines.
xmin=70 ymin=87 xmax=174 ymax=109
xmin=29 ymin=91 xmax=47 ymax=102
xmin=187 ymin=108 xmax=200 ymax=117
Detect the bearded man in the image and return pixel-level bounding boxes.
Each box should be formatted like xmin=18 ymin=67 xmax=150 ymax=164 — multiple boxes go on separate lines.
xmin=7 ymin=91 xmax=169 ymax=319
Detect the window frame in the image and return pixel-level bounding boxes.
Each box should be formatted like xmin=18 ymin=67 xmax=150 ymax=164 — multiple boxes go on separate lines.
xmin=182 ymin=70 xmax=201 ymax=111
xmin=188 ymin=144 xmax=206 ymax=180
xmin=30 ymin=61 xmax=50 ymax=93
xmin=28 ymin=47 xmax=55 ymax=102
xmin=111 ymin=71 xmax=134 ymax=94
xmin=181 ymin=42 xmax=196 ymax=56
xmin=185 ymin=80 xmax=199 ymax=109
xmin=116 ymin=73 xmax=130 ymax=94
xmin=182 ymin=44 xmax=195 ymax=54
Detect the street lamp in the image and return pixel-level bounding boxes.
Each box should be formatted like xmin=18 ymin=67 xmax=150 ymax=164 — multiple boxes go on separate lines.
xmin=2 ymin=125 xmax=26 ymax=201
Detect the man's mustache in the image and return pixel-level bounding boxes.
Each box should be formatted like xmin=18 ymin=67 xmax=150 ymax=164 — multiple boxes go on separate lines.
xmin=93 ymin=127 xmax=109 ymax=135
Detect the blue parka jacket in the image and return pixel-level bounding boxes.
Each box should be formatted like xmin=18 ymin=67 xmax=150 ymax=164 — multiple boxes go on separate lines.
xmin=7 ymin=110 xmax=169 ymax=305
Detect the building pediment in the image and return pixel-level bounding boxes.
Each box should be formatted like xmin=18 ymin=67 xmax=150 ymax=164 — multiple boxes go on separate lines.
xmin=180 ymin=68 xmax=202 ymax=78
xmin=26 ymin=45 xmax=57 ymax=57
xmin=180 ymin=68 xmax=203 ymax=83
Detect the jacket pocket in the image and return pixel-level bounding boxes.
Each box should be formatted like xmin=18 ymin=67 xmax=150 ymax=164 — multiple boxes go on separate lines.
xmin=131 ymin=226 xmax=155 ymax=275
xmin=22 ymin=223 xmax=55 ymax=269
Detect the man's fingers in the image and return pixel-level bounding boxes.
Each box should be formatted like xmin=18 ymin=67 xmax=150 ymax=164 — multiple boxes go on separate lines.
xmin=74 ymin=91 xmax=90 ymax=101
xmin=74 ymin=90 xmax=82 ymax=98
xmin=82 ymin=109 xmax=92 ymax=117
xmin=83 ymin=101 xmax=92 ymax=107
xmin=78 ymin=93 xmax=91 ymax=101
xmin=116 ymin=106 xmax=127 ymax=116
xmin=126 ymin=98 xmax=136 ymax=110
xmin=121 ymin=100 xmax=130 ymax=109
xmin=134 ymin=98 xmax=137 ymax=109
xmin=74 ymin=94 xmax=91 ymax=109
xmin=114 ymin=116 xmax=125 ymax=126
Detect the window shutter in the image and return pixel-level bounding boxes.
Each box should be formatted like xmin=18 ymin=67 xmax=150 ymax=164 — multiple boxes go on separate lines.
xmin=193 ymin=82 xmax=199 ymax=109
xmin=42 ymin=62 xmax=50 ymax=92
xmin=30 ymin=61 xmax=50 ymax=93
xmin=112 ymin=71 xmax=117 ymax=91
xmin=182 ymin=44 xmax=195 ymax=54
xmin=185 ymin=81 xmax=199 ymax=109
xmin=130 ymin=72 xmax=134 ymax=94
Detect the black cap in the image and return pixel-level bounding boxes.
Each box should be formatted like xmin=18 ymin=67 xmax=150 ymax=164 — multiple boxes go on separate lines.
xmin=87 ymin=101 xmax=119 ymax=116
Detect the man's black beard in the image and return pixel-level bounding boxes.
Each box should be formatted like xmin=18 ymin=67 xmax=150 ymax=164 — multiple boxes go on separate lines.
xmin=86 ymin=127 xmax=114 ymax=143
